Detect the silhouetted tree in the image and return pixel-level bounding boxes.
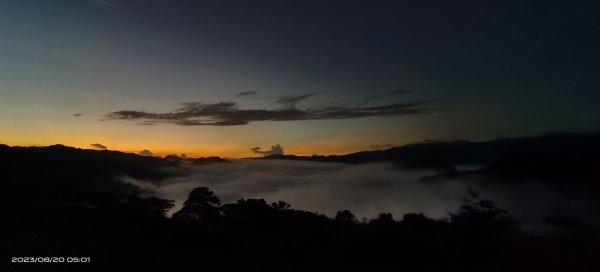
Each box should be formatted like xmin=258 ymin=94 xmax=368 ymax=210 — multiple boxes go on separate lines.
xmin=445 ymin=191 xmax=515 ymax=271
xmin=130 ymin=196 xmax=175 ymax=218
xmin=400 ymin=212 xmax=438 ymax=235
xmin=370 ymin=212 xmax=396 ymax=226
xmin=221 ymin=198 xmax=273 ymax=222
xmin=335 ymin=209 xmax=358 ymax=224
xmin=401 ymin=212 xmax=435 ymax=226
xmin=271 ymin=201 xmax=291 ymax=211
xmin=172 ymin=187 xmax=221 ymax=220
xmin=449 ymin=190 xmax=510 ymax=227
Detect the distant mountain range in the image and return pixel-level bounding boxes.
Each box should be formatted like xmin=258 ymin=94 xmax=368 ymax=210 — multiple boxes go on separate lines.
xmin=248 ymin=132 xmax=600 ymax=167
xmin=2 ymin=131 xmax=600 ymax=185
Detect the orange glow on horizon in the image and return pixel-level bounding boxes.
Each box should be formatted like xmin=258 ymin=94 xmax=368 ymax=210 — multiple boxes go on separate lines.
xmin=0 ymin=140 xmax=376 ymax=159
xmin=0 ymin=117 xmax=407 ymax=159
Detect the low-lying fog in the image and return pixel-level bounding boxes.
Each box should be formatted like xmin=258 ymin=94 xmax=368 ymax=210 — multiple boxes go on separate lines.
xmin=129 ymin=160 xmax=599 ymax=233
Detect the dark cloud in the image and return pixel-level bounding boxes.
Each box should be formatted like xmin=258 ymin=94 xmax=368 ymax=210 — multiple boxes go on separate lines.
xmin=369 ymin=144 xmax=394 ymax=150
xmin=236 ymin=91 xmax=258 ymax=98
xmin=104 ymin=99 xmax=433 ymax=126
xmin=251 ymin=144 xmax=284 ymax=156
xmin=138 ymin=150 xmax=154 ymax=157
xmin=274 ymin=93 xmax=315 ymax=107
xmin=91 ymin=143 xmax=108 ymax=150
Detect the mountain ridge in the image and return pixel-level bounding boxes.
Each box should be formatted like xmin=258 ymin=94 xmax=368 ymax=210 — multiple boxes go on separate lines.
xmin=246 ymin=131 xmax=600 ymax=166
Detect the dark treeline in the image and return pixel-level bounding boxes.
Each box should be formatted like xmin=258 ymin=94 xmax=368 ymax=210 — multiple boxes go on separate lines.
xmin=1 ymin=137 xmax=600 ymax=271
xmin=2 ymin=185 xmax=597 ymax=272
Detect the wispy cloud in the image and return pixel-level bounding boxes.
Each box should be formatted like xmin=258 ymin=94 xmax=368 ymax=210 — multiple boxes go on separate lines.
xmin=91 ymin=143 xmax=108 ymax=150
xmin=236 ymin=91 xmax=258 ymax=98
xmin=369 ymin=144 xmax=394 ymax=150
xmin=354 ymin=88 xmax=413 ymax=107
xmin=103 ymin=99 xmax=434 ymax=126
xmin=273 ymin=93 xmax=315 ymax=108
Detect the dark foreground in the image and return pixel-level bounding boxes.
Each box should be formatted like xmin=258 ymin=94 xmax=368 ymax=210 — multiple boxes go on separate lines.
xmin=1 ymin=133 xmax=600 ymax=271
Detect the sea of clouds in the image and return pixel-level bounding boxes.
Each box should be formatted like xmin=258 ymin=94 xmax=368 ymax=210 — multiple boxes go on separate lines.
xmin=125 ymin=159 xmax=599 ymax=234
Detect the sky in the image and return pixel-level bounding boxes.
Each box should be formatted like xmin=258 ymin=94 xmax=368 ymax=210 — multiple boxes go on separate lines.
xmin=1 ymin=0 xmax=599 ymax=157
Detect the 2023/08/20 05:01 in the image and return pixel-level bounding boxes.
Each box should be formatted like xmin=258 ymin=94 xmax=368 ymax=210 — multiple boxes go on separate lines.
xmin=12 ymin=257 xmax=91 ymax=263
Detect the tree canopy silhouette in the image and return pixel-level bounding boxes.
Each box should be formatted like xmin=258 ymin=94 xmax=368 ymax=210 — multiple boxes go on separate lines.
xmin=335 ymin=209 xmax=358 ymax=224
xmin=172 ymin=187 xmax=221 ymax=220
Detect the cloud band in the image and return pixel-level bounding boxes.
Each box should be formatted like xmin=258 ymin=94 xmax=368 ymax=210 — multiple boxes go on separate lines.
xmin=104 ymin=100 xmax=433 ymax=126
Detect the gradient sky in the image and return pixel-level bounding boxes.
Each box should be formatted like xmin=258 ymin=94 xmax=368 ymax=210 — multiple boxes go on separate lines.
xmin=1 ymin=0 xmax=599 ymax=157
